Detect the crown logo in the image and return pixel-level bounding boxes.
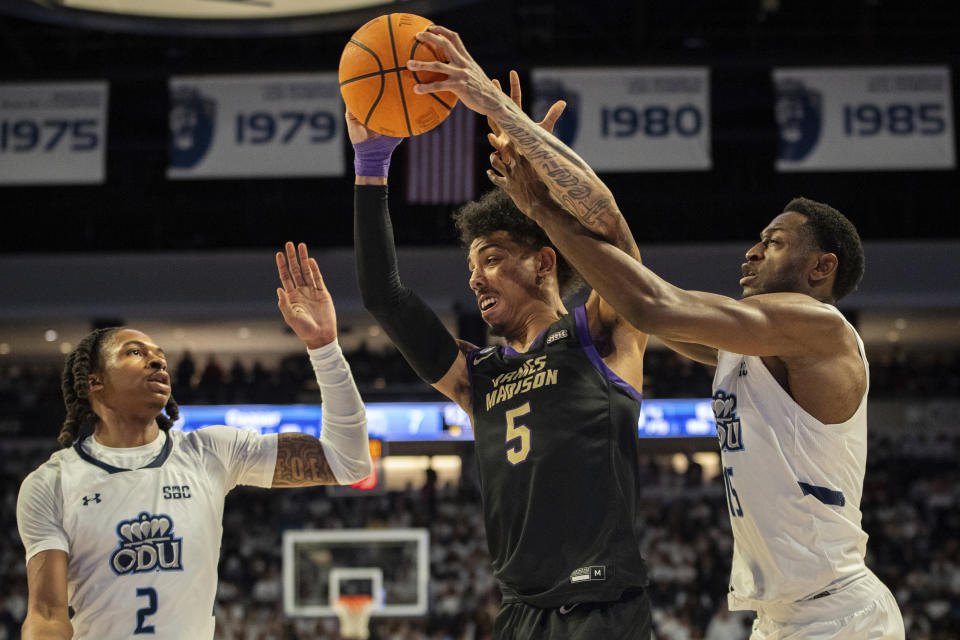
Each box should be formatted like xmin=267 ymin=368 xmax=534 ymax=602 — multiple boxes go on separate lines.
xmin=118 ymin=513 xmax=172 ymax=544
xmin=111 ymin=512 xmax=182 ymax=575
xmin=712 ymin=390 xmax=744 ymax=452
xmin=712 ymin=393 xmax=737 ymax=421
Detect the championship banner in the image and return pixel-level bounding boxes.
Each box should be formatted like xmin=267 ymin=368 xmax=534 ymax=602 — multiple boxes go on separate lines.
xmin=168 ymin=73 xmax=344 ymax=179
xmin=774 ymin=66 xmax=955 ymax=171
xmin=531 ymin=67 xmax=711 ymax=171
xmin=0 ymin=81 xmax=108 ymax=185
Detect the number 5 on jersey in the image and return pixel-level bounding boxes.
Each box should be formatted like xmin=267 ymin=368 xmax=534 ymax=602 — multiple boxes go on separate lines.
xmin=505 ymin=402 xmax=532 ymax=465
xmin=723 ymin=466 xmax=744 ymax=518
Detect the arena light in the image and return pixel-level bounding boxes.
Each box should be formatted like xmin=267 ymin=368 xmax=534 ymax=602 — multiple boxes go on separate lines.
xmin=3 ymin=0 xmax=481 ymax=36
xmin=53 ymin=0 xmax=390 ymax=20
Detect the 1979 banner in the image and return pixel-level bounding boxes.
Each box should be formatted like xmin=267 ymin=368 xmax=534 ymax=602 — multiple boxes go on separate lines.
xmin=167 ymin=73 xmax=344 ymax=179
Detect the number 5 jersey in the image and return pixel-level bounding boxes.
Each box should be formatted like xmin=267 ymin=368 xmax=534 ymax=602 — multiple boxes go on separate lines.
xmin=466 ymin=306 xmax=649 ymax=608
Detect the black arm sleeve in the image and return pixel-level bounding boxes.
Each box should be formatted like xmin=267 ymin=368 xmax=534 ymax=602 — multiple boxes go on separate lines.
xmin=354 ymin=185 xmax=461 ymax=384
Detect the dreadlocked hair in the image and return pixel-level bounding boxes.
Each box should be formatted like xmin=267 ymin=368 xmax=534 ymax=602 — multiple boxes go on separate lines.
xmin=58 ymin=327 xmax=180 ymax=448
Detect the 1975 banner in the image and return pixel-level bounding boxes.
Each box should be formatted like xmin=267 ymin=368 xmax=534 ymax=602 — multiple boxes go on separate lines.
xmin=531 ymin=68 xmax=711 ymax=172
xmin=774 ymin=66 xmax=955 ymax=171
xmin=168 ymin=73 xmax=344 ymax=179
xmin=0 ymin=81 xmax=108 ymax=185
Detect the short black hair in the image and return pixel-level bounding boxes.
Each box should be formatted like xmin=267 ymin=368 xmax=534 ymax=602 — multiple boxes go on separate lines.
xmin=452 ymin=189 xmax=584 ymax=300
xmin=783 ymin=197 xmax=865 ymax=301
xmin=59 ymin=327 xmax=179 ymax=448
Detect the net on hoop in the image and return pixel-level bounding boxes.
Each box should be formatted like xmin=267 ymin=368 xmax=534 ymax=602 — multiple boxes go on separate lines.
xmin=333 ymin=595 xmax=374 ymax=640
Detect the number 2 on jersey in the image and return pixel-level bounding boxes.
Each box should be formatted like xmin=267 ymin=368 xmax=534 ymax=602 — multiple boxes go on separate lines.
xmin=134 ymin=587 xmax=157 ymax=634
xmin=505 ymin=402 xmax=532 ymax=465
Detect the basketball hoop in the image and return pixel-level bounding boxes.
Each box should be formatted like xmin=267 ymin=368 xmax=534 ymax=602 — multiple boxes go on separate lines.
xmin=333 ymin=595 xmax=374 ymax=640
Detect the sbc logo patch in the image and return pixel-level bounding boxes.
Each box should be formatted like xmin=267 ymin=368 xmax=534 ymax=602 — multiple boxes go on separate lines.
xmin=110 ymin=512 xmax=183 ymax=575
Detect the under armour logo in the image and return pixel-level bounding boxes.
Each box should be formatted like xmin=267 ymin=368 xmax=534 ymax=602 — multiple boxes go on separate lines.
xmin=82 ymin=494 xmax=102 ymax=505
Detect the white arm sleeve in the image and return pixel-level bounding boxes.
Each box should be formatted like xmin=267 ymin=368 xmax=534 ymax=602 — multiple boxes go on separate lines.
xmin=309 ymin=341 xmax=373 ymax=484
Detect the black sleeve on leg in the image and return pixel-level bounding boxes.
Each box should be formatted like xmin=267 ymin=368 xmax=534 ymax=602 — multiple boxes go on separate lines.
xmin=354 ymin=185 xmax=461 ymax=384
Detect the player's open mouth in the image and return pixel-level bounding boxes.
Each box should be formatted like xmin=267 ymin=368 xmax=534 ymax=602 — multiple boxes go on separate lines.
xmin=147 ymin=373 xmax=170 ymax=391
xmin=479 ymin=296 xmax=497 ymax=313
xmin=739 ymin=274 xmax=756 ymax=286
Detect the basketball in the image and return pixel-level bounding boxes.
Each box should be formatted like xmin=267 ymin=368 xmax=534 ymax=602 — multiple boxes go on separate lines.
xmin=339 ymin=13 xmax=459 ymax=137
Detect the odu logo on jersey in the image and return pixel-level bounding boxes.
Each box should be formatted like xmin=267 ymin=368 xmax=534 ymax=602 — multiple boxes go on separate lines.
xmin=110 ymin=512 xmax=183 ymax=575
xmin=712 ymin=390 xmax=744 ymax=452
xmin=775 ymin=79 xmax=823 ymax=162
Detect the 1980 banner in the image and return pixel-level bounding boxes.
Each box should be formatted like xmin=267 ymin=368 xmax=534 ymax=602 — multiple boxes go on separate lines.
xmin=0 ymin=81 xmax=108 ymax=185
xmin=531 ymin=68 xmax=711 ymax=172
xmin=774 ymin=66 xmax=955 ymax=171
xmin=168 ymin=73 xmax=344 ymax=179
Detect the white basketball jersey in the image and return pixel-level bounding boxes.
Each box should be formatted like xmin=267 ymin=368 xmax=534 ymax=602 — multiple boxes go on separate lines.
xmin=711 ymin=320 xmax=870 ymax=611
xmin=17 ymin=427 xmax=276 ymax=640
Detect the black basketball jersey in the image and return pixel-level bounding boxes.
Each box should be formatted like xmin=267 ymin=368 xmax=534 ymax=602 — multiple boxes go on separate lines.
xmin=467 ymin=305 xmax=649 ymax=608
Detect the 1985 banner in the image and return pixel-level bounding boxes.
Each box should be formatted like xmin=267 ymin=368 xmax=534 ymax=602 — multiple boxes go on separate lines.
xmin=0 ymin=81 xmax=108 ymax=185
xmin=774 ymin=66 xmax=955 ymax=171
xmin=168 ymin=73 xmax=344 ymax=179
xmin=531 ymin=68 xmax=711 ymax=172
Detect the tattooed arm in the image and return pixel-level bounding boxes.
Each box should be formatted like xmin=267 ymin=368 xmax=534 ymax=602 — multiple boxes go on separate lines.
xmin=408 ymin=29 xmax=634 ymax=258
xmin=271 ymin=243 xmax=373 ymax=487
xmin=270 ymin=340 xmax=371 ymax=488
xmin=273 ymin=434 xmax=338 ymax=486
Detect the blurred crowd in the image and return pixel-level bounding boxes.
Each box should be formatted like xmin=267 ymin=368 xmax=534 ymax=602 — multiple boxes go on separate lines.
xmin=1 ymin=343 xmax=958 ymax=440
xmin=2 ymin=428 xmax=958 ymax=639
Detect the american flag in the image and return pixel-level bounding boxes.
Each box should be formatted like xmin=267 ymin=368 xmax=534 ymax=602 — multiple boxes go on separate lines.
xmin=404 ymin=103 xmax=477 ymax=204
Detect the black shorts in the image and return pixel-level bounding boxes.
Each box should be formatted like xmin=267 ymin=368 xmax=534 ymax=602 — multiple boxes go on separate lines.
xmin=493 ymin=588 xmax=652 ymax=640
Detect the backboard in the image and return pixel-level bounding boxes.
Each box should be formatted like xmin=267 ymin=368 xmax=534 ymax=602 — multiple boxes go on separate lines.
xmin=282 ymin=528 xmax=429 ymax=617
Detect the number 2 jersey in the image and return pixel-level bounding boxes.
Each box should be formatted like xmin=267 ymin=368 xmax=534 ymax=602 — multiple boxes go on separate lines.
xmin=17 ymin=427 xmax=277 ymax=640
xmin=467 ymin=306 xmax=649 ymax=608
xmin=711 ymin=318 xmax=872 ymax=611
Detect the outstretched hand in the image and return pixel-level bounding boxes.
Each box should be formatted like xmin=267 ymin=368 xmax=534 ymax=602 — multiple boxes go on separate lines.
xmin=487 ymin=70 xmax=566 ymax=164
xmin=276 ymin=242 xmax=337 ymax=349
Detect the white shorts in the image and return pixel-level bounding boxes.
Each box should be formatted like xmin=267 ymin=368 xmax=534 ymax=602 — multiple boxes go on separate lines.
xmin=749 ymin=572 xmax=904 ymax=640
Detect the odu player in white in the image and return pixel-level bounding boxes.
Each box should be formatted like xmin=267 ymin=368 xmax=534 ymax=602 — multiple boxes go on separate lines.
xmin=17 ymin=242 xmax=374 ymax=640
xmin=486 ymin=134 xmax=904 ymax=637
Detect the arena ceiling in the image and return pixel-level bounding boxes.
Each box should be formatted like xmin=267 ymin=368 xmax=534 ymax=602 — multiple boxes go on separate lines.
xmin=0 ymin=1 xmax=958 ymax=253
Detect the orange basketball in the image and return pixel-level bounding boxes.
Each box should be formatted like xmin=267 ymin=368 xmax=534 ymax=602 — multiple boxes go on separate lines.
xmin=339 ymin=13 xmax=459 ymax=137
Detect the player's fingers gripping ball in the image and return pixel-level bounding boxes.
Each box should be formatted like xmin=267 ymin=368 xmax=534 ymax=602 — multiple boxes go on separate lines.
xmin=339 ymin=13 xmax=459 ymax=137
